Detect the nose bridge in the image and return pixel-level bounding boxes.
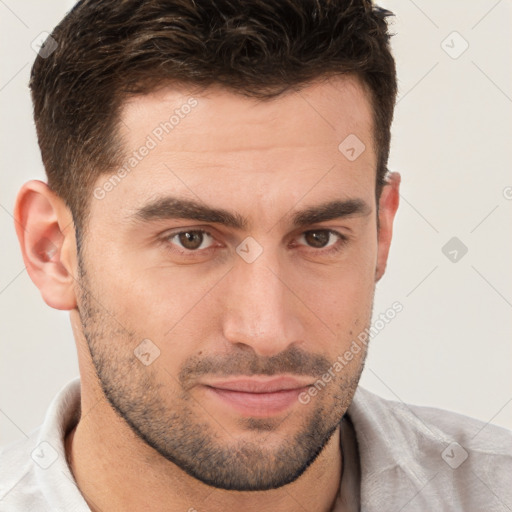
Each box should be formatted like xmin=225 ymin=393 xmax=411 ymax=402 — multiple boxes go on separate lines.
xmin=222 ymin=248 xmax=302 ymax=356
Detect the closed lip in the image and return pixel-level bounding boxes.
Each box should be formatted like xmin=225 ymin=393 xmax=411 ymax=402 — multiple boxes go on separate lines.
xmin=202 ymin=376 xmax=312 ymax=393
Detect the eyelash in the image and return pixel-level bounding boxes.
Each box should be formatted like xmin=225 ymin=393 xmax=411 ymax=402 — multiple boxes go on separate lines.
xmin=162 ymin=228 xmax=350 ymax=257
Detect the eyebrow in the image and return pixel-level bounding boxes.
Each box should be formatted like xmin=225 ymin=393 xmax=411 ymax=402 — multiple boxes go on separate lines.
xmin=131 ymin=196 xmax=371 ymax=230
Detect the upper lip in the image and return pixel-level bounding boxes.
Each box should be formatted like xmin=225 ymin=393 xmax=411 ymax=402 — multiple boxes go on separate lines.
xmin=203 ymin=376 xmax=312 ymax=393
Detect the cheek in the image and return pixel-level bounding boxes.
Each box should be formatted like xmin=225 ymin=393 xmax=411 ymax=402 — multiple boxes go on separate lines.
xmin=85 ymin=256 xmax=221 ymax=363
xmin=298 ymin=239 xmax=377 ymax=347
xmin=309 ymin=275 xmax=374 ymax=342
xmin=317 ymin=227 xmax=377 ymax=289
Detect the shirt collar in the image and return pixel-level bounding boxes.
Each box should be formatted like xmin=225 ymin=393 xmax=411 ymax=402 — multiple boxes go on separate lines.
xmin=34 ymin=376 xmax=88 ymax=511
xmin=345 ymin=385 xmax=455 ymax=510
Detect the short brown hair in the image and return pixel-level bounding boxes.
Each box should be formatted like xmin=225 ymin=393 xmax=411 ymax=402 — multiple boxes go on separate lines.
xmin=29 ymin=0 xmax=397 ymax=233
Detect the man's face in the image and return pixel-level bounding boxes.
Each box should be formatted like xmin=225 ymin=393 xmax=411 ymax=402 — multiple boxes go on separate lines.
xmin=75 ymin=76 xmax=381 ymax=490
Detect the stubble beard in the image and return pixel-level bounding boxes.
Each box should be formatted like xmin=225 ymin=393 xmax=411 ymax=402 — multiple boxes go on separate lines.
xmin=75 ymin=255 xmax=368 ymax=491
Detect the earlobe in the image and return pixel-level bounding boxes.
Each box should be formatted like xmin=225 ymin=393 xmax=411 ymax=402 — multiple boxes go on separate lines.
xmin=14 ymin=180 xmax=78 ymax=310
xmin=375 ymin=172 xmax=401 ymax=282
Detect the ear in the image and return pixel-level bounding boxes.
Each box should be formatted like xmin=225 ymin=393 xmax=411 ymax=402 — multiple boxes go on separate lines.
xmin=375 ymin=172 xmax=400 ymax=282
xmin=14 ymin=180 xmax=78 ymax=310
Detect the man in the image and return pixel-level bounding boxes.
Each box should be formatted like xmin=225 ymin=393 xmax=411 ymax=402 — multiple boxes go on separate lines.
xmin=1 ymin=0 xmax=511 ymax=511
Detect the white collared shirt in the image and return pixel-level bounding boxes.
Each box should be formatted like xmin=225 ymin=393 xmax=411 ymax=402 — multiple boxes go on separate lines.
xmin=1 ymin=377 xmax=511 ymax=511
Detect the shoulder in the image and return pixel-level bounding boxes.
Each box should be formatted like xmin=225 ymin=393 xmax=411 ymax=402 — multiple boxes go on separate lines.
xmin=347 ymin=386 xmax=512 ymax=511
xmin=351 ymin=385 xmax=512 ymax=451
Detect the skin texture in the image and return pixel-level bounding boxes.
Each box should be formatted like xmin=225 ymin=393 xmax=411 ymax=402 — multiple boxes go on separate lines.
xmin=15 ymin=75 xmax=400 ymax=512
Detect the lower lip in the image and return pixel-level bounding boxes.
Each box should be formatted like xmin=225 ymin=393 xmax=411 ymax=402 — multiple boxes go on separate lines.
xmin=204 ymin=386 xmax=307 ymax=417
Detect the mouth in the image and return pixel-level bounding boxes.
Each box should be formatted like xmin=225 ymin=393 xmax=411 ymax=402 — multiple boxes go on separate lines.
xmin=201 ymin=376 xmax=312 ymax=417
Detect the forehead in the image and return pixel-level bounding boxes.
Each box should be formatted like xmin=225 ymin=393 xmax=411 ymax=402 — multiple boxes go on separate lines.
xmin=91 ymin=76 xmax=377 ymax=227
xmin=119 ymin=75 xmax=375 ymax=156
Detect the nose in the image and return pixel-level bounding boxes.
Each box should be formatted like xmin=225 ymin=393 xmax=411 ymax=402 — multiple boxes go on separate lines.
xmin=221 ymin=253 xmax=305 ymax=358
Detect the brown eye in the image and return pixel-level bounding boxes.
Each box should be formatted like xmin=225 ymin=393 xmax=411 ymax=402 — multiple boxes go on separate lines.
xmin=295 ymin=229 xmax=349 ymax=255
xmin=178 ymin=231 xmax=204 ymax=250
xmin=303 ymin=230 xmax=331 ymax=248
xmin=167 ymin=230 xmax=215 ymax=252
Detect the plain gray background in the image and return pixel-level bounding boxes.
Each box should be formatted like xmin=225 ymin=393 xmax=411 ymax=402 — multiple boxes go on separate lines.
xmin=1 ymin=0 xmax=511 ymax=447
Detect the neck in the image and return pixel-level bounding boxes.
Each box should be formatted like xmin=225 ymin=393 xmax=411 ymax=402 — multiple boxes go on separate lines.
xmin=65 ymin=379 xmax=343 ymax=512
